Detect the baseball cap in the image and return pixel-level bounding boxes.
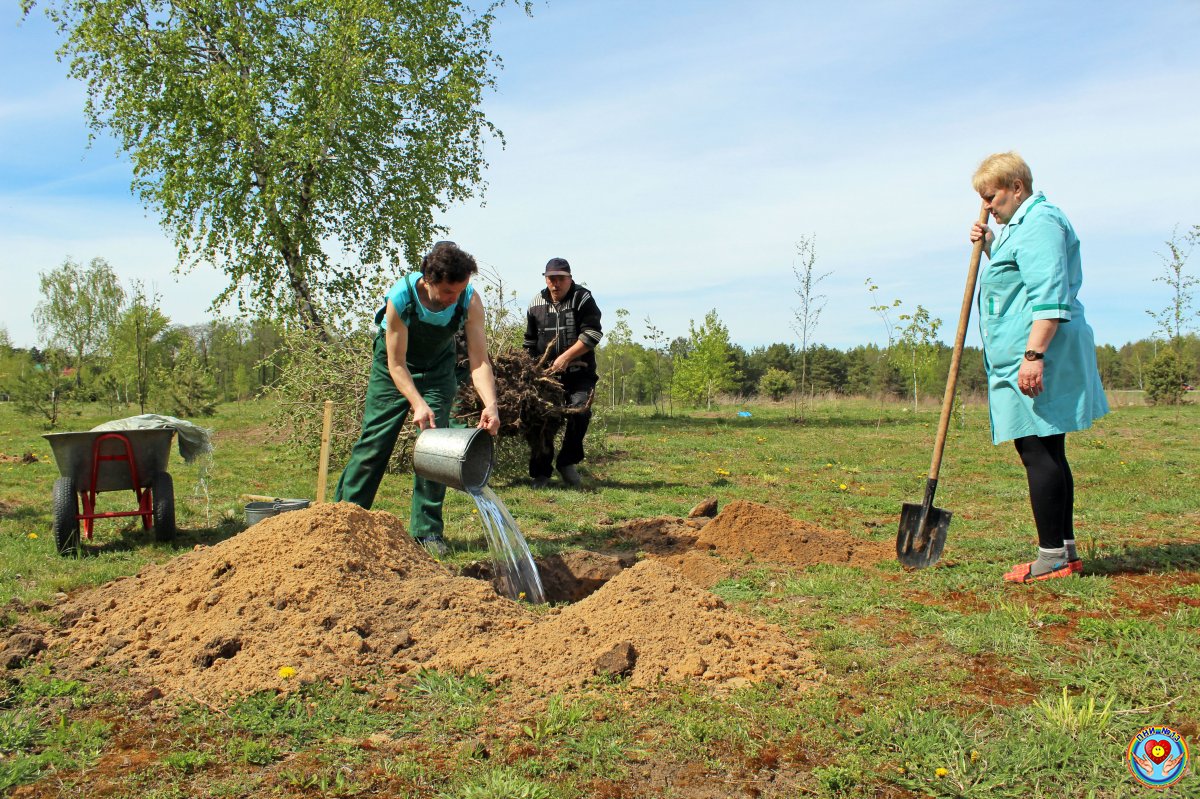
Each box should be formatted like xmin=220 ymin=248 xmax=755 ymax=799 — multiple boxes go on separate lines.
xmin=543 ymin=257 xmax=571 ymax=276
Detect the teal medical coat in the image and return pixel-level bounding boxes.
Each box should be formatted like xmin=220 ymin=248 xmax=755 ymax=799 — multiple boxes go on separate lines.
xmin=977 ymin=192 xmax=1109 ymax=444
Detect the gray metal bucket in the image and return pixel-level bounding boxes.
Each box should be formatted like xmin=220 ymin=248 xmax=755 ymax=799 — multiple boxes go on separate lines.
xmin=245 ymin=498 xmax=311 ymax=525
xmin=412 ymin=428 xmax=493 ymax=492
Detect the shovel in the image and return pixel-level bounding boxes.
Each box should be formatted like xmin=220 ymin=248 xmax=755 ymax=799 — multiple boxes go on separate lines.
xmin=896 ymin=201 xmax=990 ymax=569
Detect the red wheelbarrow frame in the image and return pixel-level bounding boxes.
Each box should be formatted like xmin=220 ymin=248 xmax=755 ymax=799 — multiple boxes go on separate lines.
xmin=78 ymin=432 xmax=153 ymax=538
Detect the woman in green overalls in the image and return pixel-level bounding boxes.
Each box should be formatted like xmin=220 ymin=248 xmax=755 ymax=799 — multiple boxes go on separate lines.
xmin=969 ymin=152 xmax=1108 ymax=583
xmin=335 ymin=242 xmax=500 ymax=554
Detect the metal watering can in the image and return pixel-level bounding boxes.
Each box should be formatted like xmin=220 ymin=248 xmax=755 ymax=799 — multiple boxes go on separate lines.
xmin=412 ymin=428 xmax=494 ymax=492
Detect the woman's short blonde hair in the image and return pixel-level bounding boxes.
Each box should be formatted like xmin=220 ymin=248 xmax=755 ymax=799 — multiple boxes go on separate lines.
xmin=972 ymin=151 xmax=1034 ymax=194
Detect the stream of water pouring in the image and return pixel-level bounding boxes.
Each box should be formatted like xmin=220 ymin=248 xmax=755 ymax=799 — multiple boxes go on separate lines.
xmin=468 ymin=486 xmax=546 ymax=604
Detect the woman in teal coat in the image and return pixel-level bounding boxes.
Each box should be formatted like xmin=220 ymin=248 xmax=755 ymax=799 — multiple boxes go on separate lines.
xmin=969 ymin=152 xmax=1108 ymax=582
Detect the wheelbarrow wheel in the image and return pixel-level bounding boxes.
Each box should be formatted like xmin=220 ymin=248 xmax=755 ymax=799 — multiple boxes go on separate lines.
xmin=52 ymin=477 xmax=80 ymax=556
xmin=152 ymin=471 xmax=176 ymax=541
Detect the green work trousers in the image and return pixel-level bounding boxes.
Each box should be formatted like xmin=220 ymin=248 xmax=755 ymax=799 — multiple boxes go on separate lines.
xmin=334 ymin=333 xmax=457 ymax=539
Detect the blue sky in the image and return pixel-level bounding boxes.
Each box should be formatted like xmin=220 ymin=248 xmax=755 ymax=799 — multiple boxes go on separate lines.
xmin=3 ymin=0 xmax=1199 ymax=351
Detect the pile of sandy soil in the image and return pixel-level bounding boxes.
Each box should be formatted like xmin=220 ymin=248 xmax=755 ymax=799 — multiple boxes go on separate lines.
xmin=46 ymin=503 xmax=816 ymax=702
xmin=51 ymin=504 xmax=530 ymax=701
xmin=695 ymin=500 xmax=893 ymax=566
xmin=434 ymin=558 xmax=815 ymax=689
xmin=606 ymin=500 xmax=891 ymax=589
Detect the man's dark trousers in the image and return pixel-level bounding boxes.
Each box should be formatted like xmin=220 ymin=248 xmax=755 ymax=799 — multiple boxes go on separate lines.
xmin=528 ymin=369 xmax=595 ymax=479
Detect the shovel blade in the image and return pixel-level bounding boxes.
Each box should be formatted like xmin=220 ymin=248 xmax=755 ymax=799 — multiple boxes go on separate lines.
xmin=896 ymin=502 xmax=951 ymax=569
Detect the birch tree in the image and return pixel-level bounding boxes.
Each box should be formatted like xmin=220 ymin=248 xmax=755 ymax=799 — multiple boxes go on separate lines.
xmin=32 ymin=257 xmax=125 ymax=388
xmin=30 ymin=0 xmax=527 ymax=337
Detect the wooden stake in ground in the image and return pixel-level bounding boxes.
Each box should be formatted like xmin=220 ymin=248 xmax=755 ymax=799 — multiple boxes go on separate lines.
xmin=316 ymin=400 xmax=333 ymax=503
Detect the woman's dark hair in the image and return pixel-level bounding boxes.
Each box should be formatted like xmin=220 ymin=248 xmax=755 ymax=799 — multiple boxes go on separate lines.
xmin=421 ymin=242 xmax=478 ymax=285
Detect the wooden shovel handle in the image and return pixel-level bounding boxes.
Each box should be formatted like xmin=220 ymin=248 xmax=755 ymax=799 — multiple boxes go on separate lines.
xmin=928 ymin=201 xmax=990 ymax=480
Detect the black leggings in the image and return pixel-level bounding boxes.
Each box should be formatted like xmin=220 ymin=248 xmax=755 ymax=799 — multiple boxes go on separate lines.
xmin=1013 ymin=434 xmax=1074 ymax=550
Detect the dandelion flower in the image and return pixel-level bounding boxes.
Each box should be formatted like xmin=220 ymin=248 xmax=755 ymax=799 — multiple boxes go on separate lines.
xmin=935 ymin=767 xmax=948 ymax=777
xmin=278 ymin=666 xmax=297 ymax=679
xmin=839 ymin=484 xmax=848 ymax=491
xmin=518 ymin=592 xmax=527 ymax=600
xmin=28 ymin=533 xmax=38 ymax=539
xmin=970 ymin=750 xmax=980 ymax=763
xmin=825 ymin=462 xmax=833 ymax=467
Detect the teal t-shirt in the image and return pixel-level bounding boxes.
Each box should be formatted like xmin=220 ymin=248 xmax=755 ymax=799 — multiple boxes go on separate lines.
xmin=377 ymin=272 xmax=475 ymax=332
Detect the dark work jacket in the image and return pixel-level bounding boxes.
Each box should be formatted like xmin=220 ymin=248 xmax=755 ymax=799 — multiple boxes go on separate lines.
xmin=524 ymin=282 xmax=603 ymax=378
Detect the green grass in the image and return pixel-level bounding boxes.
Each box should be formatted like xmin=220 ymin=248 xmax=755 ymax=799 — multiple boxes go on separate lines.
xmin=1 ymin=396 xmax=1198 ymax=797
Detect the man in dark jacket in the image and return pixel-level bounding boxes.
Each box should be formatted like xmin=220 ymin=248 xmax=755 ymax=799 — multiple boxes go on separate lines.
xmin=524 ymin=257 xmax=603 ymax=487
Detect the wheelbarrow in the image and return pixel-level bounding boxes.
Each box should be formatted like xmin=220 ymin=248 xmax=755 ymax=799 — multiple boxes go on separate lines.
xmin=43 ymin=429 xmax=177 ymax=555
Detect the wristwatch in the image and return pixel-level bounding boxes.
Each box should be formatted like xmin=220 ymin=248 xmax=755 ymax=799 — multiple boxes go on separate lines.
xmin=1024 ymin=349 xmax=1044 ymax=361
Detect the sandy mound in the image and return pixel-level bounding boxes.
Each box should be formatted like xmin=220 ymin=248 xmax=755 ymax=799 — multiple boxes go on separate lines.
xmin=48 ymin=503 xmax=817 ymax=702
xmin=52 ymin=504 xmax=532 ymax=701
xmin=598 ymin=501 xmax=889 ymax=589
xmin=696 ymin=500 xmax=892 ymax=566
xmin=433 ymin=559 xmax=816 ymax=689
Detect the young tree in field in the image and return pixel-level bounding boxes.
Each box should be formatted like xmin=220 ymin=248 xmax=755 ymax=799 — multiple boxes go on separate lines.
xmin=30 ymin=0 xmax=527 ymax=338
xmin=13 ymin=350 xmax=75 ymax=428
xmin=865 ymin=279 xmax=901 ymax=349
xmin=1146 ymin=227 xmax=1198 ymax=345
xmin=32 ymin=257 xmax=125 ymax=389
xmin=865 ymin=277 xmax=907 ymax=407
xmin=1144 ymin=348 xmax=1188 ymax=406
xmin=110 ymin=282 xmax=170 ymax=413
xmin=673 ymin=310 xmax=740 ymax=409
xmin=1144 ymin=226 xmax=1198 ymax=405
xmin=758 ymin=367 xmax=796 ymax=401
xmin=598 ymin=308 xmax=635 ymax=409
xmin=639 ymin=317 xmax=674 ymax=415
xmin=791 ymin=234 xmax=830 ymax=398
xmin=895 ymin=304 xmax=943 ymax=412
xmin=160 ymin=335 xmax=218 ymax=417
